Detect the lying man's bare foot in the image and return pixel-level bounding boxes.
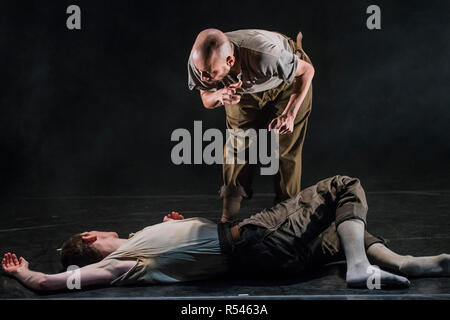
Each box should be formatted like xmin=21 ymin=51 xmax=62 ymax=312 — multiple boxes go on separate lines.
xmin=400 ymin=254 xmax=450 ymax=277
xmin=346 ymin=262 xmax=410 ymax=289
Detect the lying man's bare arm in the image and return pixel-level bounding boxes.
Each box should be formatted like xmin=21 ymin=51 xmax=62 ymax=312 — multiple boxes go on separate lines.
xmin=2 ymin=252 xmax=135 ymax=291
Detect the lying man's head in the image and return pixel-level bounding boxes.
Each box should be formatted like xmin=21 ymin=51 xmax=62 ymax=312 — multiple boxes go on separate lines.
xmin=60 ymin=231 xmax=119 ymax=269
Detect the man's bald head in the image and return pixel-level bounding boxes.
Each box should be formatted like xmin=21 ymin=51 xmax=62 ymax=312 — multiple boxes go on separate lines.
xmin=192 ymin=29 xmax=232 ymax=68
xmin=191 ymin=28 xmax=236 ymax=83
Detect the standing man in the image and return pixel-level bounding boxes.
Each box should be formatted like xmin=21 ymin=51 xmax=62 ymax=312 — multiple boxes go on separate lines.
xmin=187 ymin=28 xmax=315 ymax=223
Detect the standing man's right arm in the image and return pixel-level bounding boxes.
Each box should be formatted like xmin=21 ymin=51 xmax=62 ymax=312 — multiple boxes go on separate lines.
xmin=200 ymin=81 xmax=242 ymax=109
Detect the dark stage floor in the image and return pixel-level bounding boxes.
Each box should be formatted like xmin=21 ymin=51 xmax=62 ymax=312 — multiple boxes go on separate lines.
xmin=1 ymin=190 xmax=449 ymax=300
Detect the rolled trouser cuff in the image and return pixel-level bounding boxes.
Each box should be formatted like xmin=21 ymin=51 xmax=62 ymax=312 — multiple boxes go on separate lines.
xmin=217 ymin=221 xmax=240 ymax=255
xmin=219 ymin=184 xmax=250 ymax=199
xmin=219 ymin=185 xmax=248 ymax=223
xmin=335 ymin=203 xmax=368 ymax=228
xmin=364 ymin=232 xmax=389 ymax=250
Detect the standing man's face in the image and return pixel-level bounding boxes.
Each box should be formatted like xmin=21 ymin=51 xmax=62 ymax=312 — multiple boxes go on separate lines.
xmin=196 ymin=55 xmax=235 ymax=84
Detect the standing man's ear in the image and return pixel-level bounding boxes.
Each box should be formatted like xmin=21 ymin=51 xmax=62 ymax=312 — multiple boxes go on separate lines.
xmin=226 ymin=55 xmax=235 ymax=67
xmin=81 ymin=235 xmax=97 ymax=244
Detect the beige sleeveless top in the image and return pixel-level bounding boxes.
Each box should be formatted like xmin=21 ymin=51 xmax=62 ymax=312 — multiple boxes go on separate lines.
xmin=103 ymin=218 xmax=229 ymax=285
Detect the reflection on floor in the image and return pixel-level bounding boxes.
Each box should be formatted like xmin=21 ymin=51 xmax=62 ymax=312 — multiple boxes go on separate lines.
xmin=1 ymin=191 xmax=449 ymax=299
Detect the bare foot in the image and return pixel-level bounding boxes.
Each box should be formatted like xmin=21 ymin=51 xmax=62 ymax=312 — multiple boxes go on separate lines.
xmin=347 ymin=262 xmax=410 ymax=289
xmin=400 ymin=254 xmax=450 ymax=277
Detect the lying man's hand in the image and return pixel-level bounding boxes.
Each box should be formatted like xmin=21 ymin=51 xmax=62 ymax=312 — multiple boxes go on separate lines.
xmin=163 ymin=211 xmax=185 ymax=222
xmin=2 ymin=252 xmax=29 ymax=275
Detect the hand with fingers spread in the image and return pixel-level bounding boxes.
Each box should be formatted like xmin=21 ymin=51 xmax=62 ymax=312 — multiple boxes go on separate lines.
xmin=163 ymin=211 xmax=185 ymax=222
xmin=268 ymin=113 xmax=295 ymax=135
xmin=2 ymin=252 xmax=29 ymax=275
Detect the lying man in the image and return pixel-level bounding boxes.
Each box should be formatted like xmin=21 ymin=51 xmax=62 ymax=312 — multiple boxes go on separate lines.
xmin=2 ymin=176 xmax=449 ymax=291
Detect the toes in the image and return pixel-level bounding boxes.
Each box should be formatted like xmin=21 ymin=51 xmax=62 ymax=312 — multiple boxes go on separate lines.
xmin=347 ymin=268 xmax=411 ymax=289
xmin=438 ymin=254 xmax=450 ymax=276
xmin=379 ymin=271 xmax=410 ymax=288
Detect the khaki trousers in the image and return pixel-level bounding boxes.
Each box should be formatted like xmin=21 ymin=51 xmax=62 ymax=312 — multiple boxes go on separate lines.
xmin=221 ymin=36 xmax=313 ymax=203
xmin=218 ymin=176 xmax=388 ymax=277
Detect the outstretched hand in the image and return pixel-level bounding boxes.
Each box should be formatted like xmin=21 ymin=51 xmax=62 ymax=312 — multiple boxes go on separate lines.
xmin=2 ymin=252 xmax=29 ymax=275
xmin=163 ymin=211 xmax=185 ymax=222
xmin=268 ymin=113 xmax=296 ymax=134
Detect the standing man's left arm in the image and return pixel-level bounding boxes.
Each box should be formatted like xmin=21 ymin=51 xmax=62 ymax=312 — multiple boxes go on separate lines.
xmin=268 ymin=57 xmax=315 ymax=134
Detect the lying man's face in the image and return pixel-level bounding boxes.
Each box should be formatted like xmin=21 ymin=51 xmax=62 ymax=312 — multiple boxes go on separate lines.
xmin=80 ymin=231 xmax=120 ymax=256
xmin=60 ymin=230 xmax=120 ymax=269
xmin=81 ymin=231 xmax=119 ymax=240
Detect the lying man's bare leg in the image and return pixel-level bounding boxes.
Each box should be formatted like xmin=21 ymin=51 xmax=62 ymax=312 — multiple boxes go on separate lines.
xmin=337 ymin=219 xmax=410 ymax=288
xmin=367 ymin=243 xmax=450 ymax=277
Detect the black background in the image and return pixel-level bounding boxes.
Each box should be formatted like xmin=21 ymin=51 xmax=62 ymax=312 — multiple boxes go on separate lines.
xmin=1 ymin=0 xmax=449 ymax=197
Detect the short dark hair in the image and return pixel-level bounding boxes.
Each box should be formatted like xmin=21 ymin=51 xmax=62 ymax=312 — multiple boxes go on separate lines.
xmin=60 ymin=234 xmax=103 ymax=269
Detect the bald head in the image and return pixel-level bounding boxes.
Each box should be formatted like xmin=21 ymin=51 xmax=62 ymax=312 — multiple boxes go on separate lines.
xmin=192 ymin=29 xmax=232 ymax=67
xmin=191 ymin=29 xmax=235 ymax=83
